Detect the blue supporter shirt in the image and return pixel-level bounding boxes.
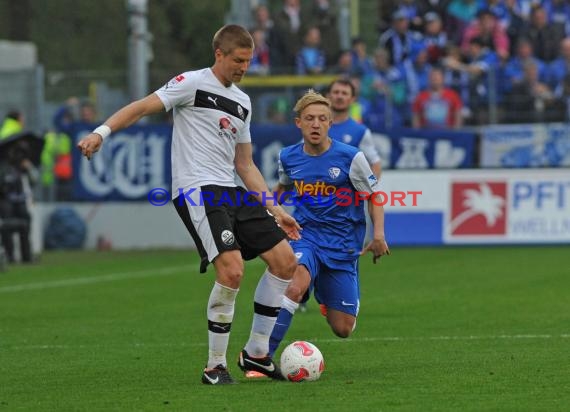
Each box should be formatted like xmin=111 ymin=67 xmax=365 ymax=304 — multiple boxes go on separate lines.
xmin=278 ymin=139 xmax=380 ymax=260
xmin=328 ymin=118 xmax=381 ymax=167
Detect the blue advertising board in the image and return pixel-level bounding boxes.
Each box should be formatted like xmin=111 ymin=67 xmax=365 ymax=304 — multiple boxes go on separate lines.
xmin=369 ymin=127 xmax=477 ymax=169
xmin=72 ymin=123 xmax=172 ymax=201
xmin=72 ymin=123 xmax=476 ymax=200
xmin=480 ymin=123 xmax=570 ymax=167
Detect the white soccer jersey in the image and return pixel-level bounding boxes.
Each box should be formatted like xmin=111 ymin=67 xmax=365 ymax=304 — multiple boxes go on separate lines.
xmin=155 ymin=68 xmax=252 ymax=198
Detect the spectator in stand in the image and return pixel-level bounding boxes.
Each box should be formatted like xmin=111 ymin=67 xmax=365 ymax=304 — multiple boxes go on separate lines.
xmin=249 ymin=28 xmax=271 ymax=75
xmin=296 ymin=26 xmax=326 ymax=75
xmin=309 ymin=0 xmax=340 ymax=66
xmin=526 ymin=5 xmax=565 ymax=62
xmin=361 ymin=48 xmax=407 ymax=128
xmin=401 ymin=43 xmax=433 ymax=110
xmin=348 ymin=75 xmax=372 ymax=124
xmin=503 ymin=0 xmax=530 ymax=55
xmin=417 ymin=0 xmax=451 ymax=20
xmin=544 ymin=0 xmax=570 ymax=36
xmin=444 ymin=37 xmax=501 ymax=124
xmin=350 ymin=37 xmax=374 ymax=76
xmin=273 ymin=0 xmax=308 ymax=73
xmin=479 ymin=0 xmax=511 ymax=29
xmin=443 ymin=45 xmax=472 ymax=119
xmin=53 ymin=97 xmax=98 ymax=135
xmin=252 ymin=4 xmax=274 ymax=32
xmin=379 ymin=8 xmax=423 ymax=66
xmin=461 ymin=8 xmax=510 ymax=60
xmin=393 ymin=0 xmax=423 ymax=32
xmin=79 ymin=101 xmax=97 ymax=124
xmin=546 ymin=37 xmax=570 ymax=92
xmin=514 ymin=0 xmax=542 ymax=20
xmin=412 ymin=67 xmax=463 ymax=129
xmin=446 ymin=0 xmax=480 ymax=44
xmin=503 ymin=37 xmax=547 ymax=94
xmin=505 ymin=60 xmax=556 ymax=122
xmin=423 ymin=12 xmax=448 ymax=65
xmin=329 ymin=50 xmax=355 ymax=77
xmin=378 ymin=0 xmax=401 ymax=33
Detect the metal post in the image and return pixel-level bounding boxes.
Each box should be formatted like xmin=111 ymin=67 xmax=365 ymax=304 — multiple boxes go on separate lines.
xmin=337 ymin=0 xmax=351 ymax=51
xmin=127 ymin=0 xmax=149 ymax=102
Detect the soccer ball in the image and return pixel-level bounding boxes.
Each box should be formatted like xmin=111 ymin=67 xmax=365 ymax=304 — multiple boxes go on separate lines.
xmin=280 ymin=341 xmax=325 ymax=382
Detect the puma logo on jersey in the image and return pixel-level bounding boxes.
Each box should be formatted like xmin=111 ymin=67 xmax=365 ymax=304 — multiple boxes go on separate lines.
xmin=208 ymin=96 xmax=218 ymax=106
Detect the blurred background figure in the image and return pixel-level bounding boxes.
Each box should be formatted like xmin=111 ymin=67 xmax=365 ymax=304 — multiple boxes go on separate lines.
xmin=379 ymin=8 xmax=423 ymax=66
xmin=40 ymin=130 xmax=72 ymax=201
xmin=350 ymin=37 xmax=374 ymax=76
xmin=505 ymin=60 xmax=556 ymax=123
xmin=0 ymin=110 xmax=24 ymax=140
xmin=249 ymin=28 xmax=271 ymax=75
xmin=273 ymin=0 xmax=309 ymax=73
xmin=422 ymin=12 xmax=448 ymax=64
xmin=461 ymin=8 xmax=510 ymax=61
xmin=526 ymin=5 xmax=565 ymax=63
xmin=412 ymin=67 xmax=463 ymax=129
xmin=0 ymin=140 xmax=39 ymax=263
xmin=309 ymin=0 xmax=340 ymax=65
xmin=296 ymin=26 xmax=326 ymax=75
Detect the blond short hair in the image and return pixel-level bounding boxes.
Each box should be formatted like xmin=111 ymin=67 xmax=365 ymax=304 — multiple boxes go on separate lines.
xmin=293 ymin=89 xmax=331 ymax=117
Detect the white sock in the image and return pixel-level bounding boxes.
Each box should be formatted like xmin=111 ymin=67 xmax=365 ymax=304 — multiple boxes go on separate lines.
xmin=206 ymin=282 xmax=238 ymax=369
xmin=282 ymin=295 xmax=299 ymax=315
xmin=244 ymin=269 xmax=290 ymax=357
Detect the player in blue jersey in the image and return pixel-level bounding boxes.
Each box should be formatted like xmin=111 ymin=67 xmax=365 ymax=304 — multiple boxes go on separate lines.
xmin=327 ymin=78 xmax=382 ymax=177
xmin=267 ymin=90 xmax=390 ymax=358
xmin=297 ymin=78 xmax=383 ymax=314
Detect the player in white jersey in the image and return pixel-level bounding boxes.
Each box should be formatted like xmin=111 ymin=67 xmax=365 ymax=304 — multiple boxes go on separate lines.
xmin=77 ymin=25 xmax=300 ymax=385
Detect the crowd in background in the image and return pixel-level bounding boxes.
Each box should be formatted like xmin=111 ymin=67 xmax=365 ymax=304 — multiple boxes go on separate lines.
xmin=250 ymin=0 xmax=570 ymax=128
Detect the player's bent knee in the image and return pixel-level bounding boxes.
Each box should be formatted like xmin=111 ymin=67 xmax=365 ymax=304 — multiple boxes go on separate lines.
xmin=328 ymin=316 xmax=356 ymax=338
xmin=285 ymin=283 xmax=307 ymax=303
xmin=213 ymin=252 xmax=244 ymax=288
xmin=332 ymin=325 xmax=353 ymax=339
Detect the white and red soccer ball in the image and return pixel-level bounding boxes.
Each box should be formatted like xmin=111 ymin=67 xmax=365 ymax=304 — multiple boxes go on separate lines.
xmin=280 ymin=341 xmax=325 ymax=382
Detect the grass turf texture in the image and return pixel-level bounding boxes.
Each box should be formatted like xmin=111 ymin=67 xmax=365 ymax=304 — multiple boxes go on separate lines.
xmin=1 ymin=247 xmax=569 ymax=411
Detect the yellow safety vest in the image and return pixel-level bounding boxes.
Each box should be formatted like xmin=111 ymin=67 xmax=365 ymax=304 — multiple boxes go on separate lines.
xmin=0 ymin=118 xmax=23 ymax=139
xmin=41 ymin=132 xmax=72 ymax=185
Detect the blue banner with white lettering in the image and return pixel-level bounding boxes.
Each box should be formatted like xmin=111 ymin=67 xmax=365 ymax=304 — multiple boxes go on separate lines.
xmin=480 ymin=123 xmax=570 ymax=167
xmin=72 ymin=123 xmax=172 ymax=201
xmin=71 ymin=123 xmax=474 ymax=200
xmin=369 ymin=127 xmax=477 ymax=169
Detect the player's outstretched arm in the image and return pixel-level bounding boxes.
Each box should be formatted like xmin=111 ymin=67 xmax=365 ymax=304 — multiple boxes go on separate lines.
xmin=77 ymin=93 xmax=165 ymax=159
xmin=272 ymin=182 xmax=294 ymax=205
xmin=361 ymin=194 xmax=390 ymax=263
xmin=235 ymin=142 xmax=301 ymax=239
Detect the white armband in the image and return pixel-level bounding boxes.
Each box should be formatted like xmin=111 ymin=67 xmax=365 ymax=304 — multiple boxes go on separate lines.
xmin=92 ymin=124 xmax=111 ymax=141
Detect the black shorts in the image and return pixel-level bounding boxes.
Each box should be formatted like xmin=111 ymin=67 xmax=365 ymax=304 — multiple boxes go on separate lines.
xmin=173 ymin=185 xmax=286 ymax=273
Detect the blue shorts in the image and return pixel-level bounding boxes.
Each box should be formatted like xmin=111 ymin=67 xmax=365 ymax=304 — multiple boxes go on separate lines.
xmin=291 ymin=239 xmax=360 ymax=317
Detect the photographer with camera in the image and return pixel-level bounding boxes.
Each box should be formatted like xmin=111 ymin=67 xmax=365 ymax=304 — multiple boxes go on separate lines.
xmin=0 ymin=140 xmax=39 ymax=263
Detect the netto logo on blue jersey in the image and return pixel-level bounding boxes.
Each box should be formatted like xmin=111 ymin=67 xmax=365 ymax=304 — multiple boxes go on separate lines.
xmin=294 ymin=180 xmax=338 ymax=196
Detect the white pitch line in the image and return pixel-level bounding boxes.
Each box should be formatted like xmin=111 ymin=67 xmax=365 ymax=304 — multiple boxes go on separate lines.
xmin=4 ymin=333 xmax=569 ymax=351
xmin=0 ymin=265 xmax=193 ymax=293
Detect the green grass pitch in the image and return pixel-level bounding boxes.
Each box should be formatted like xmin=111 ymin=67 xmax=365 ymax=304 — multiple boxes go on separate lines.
xmin=1 ymin=246 xmax=569 ymax=411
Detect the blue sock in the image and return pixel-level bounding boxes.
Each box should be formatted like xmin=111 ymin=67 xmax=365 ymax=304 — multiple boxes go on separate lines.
xmin=269 ymin=296 xmax=299 ymax=357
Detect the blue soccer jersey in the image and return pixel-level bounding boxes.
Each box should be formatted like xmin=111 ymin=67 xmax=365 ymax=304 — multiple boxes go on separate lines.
xmin=328 ymin=118 xmax=380 ymax=167
xmin=278 ymin=139 xmax=380 ymax=261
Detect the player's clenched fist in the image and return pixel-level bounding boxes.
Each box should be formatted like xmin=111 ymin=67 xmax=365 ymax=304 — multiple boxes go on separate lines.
xmin=77 ymin=133 xmax=103 ymax=160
